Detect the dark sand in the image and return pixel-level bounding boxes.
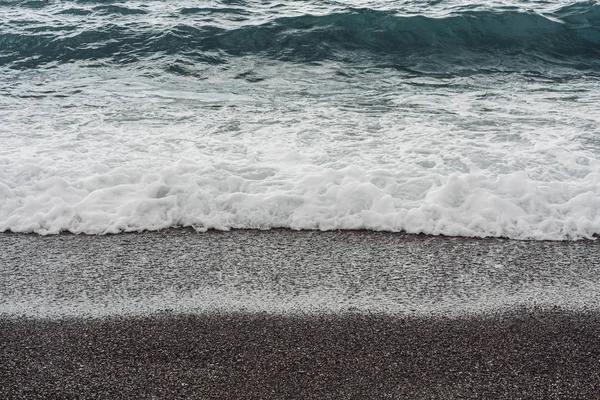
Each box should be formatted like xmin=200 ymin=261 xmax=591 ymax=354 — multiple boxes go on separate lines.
xmin=2 ymin=310 xmax=600 ymax=399
xmin=2 ymin=229 xmax=600 ymax=398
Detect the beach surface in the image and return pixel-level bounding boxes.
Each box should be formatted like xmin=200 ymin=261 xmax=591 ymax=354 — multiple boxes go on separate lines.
xmin=2 ymin=310 xmax=600 ymax=399
xmin=1 ymin=230 xmax=600 ymax=398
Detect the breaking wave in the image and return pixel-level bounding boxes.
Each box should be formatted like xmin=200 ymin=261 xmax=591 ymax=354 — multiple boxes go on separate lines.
xmin=2 ymin=3 xmax=600 ymax=70
xmin=2 ymin=162 xmax=600 ymax=240
xmin=2 ymin=1 xmax=600 ymax=240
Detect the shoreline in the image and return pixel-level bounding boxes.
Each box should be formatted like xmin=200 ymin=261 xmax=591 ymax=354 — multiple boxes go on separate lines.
xmin=2 ymin=226 xmax=600 ymax=398
xmin=2 ymin=226 xmax=599 ymax=241
xmin=2 ymin=228 xmax=600 ymax=318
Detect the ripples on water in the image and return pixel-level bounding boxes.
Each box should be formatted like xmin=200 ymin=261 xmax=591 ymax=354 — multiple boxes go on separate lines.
xmin=1 ymin=1 xmax=600 ymax=239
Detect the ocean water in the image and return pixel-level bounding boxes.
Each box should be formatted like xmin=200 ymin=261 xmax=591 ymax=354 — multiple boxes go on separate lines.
xmin=1 ymin=0 xmax=599 ymax=240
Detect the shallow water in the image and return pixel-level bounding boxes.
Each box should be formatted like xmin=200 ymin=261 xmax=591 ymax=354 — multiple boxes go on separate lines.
xmin=1 ymin=1 xmax=600 ymax=239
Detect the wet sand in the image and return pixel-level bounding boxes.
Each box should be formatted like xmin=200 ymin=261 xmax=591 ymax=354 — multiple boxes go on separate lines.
xmin=2 ymin=310 xmax=600 ymax=399
xmin=1 ymin=229 xmax=600 ymax=398
xmin=2 ymin=229 xmax=600 ymax=317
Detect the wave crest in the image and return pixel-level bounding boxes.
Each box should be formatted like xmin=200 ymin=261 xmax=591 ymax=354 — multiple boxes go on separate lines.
xmin=2 ymin=3 xmax=599 ymax=70
xmin=2 ymin=164 xmax=600 ymax=240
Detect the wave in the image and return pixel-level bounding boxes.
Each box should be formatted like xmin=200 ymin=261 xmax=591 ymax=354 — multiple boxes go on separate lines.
xmin=208 ymin=5 xmax=600 ymax=60
xmin=2 ymin=3 xmax=599 ymax=70
xmin=2 ymin=163 xmax=600 ymax=240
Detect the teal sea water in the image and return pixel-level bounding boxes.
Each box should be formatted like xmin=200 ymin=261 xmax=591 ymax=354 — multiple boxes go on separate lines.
xmin=1 ymin=0 xmax=600 ymax=239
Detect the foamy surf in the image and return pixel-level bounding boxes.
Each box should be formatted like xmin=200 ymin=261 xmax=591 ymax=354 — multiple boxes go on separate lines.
xmin=2 ymin=159 xmax=600 ymax=239
xmin=1 ymin=0 xmax=600 ymax=240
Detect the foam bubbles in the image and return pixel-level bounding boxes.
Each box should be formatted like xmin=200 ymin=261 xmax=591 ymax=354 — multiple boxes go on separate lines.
xmin=2 ymin=59 xmax=600 ymax=240
xmin=1 ymin=159 xmax=600 ymax=239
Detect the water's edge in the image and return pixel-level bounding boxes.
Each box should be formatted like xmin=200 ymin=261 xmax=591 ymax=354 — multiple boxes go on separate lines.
xmin=2 ymin=229 xmax=599 ymax=318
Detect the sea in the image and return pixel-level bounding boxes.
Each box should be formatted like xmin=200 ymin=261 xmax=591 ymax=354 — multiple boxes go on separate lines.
xmin=1 ymin=0 xmax=600 ymax=240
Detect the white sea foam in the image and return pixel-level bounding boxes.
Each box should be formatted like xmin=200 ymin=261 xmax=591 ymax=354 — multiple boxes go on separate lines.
xmin=1 ymin=64 xmax=600 ymax=240
xmin=2 ymin=157 xmax=600 ymax=239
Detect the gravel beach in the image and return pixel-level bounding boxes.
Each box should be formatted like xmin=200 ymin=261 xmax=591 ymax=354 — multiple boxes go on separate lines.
xmin=2 ymin=310 xmax=600 ymax=399
xmin=1 ymin=229 xmax=599 ymax=398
